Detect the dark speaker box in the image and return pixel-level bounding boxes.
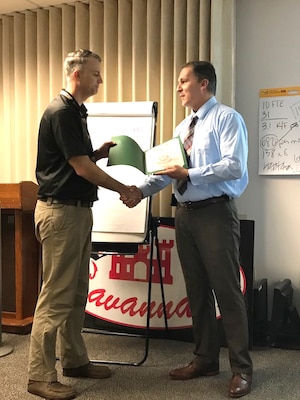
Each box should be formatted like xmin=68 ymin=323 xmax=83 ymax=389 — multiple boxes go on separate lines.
xmin=253 ymin=278 xmax=269 ymax=346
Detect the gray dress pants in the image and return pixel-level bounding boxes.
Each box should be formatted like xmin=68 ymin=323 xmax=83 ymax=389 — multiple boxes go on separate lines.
xmin=175 ymin=199 xmax=252 ymax=374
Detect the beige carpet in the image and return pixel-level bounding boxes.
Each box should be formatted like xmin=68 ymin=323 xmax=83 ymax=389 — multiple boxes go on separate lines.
xmin=1 ymin=331 xmax=300 ymax=400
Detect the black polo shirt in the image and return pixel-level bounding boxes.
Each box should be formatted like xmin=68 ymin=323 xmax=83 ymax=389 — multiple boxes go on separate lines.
xmin=36 ymin=90 xmax=98 ymax=202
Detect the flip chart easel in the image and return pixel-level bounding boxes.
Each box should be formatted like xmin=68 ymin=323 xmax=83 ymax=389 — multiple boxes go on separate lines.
xmin=86 ymin=101 xmax=157 ymax=243
xmin=259 ymin=87 xmax=300 ymax=175
xmin=84 ymin=101 xmax=168 ymax=366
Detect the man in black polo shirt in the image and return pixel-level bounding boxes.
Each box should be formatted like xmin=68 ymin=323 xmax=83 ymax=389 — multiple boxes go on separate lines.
xmin=28 ymin=49 xmax=139 ymax=400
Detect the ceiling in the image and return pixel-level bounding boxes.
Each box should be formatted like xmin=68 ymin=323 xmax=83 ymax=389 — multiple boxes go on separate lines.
xmin=0 ymin=0 xmax=88 ymax=15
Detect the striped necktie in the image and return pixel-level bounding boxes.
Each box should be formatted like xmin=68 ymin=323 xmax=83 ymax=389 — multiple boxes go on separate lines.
xmin=177 ymin=116 xmax=198 ymax=195
xmin=183 ymin=116 xmax=198 ymax=159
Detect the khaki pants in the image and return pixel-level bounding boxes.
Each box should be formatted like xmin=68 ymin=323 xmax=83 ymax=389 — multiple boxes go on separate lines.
xmin=28 ymin=200 xmax=93 ymax=382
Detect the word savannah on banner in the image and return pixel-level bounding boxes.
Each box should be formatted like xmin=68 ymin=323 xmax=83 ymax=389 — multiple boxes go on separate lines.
xmin=85 ymin=225 xmax=246 ymax=330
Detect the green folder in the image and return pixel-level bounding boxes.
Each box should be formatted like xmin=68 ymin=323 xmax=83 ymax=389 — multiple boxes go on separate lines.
xmin=108 ymin=135 xmax=188 ymax=174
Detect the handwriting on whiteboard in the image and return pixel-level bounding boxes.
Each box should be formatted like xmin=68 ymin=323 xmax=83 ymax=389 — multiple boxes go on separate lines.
xmin=259 ymin=88 xmax=300 ymax=175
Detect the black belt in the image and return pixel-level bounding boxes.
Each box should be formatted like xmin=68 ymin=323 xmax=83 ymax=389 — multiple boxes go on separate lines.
xmin=38 ymin=197 xmax=93 ymax=208
xmin=177 ymin=195 xmax=230 ymax=210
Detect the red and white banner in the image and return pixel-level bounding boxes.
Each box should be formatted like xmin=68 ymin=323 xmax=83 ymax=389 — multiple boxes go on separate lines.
xmin=86 ymin=223 xmax=247 ymax=331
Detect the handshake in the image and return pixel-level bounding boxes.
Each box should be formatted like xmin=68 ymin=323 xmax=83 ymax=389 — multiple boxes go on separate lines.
xmin=120 ymin=185 xmax=144 ymax=208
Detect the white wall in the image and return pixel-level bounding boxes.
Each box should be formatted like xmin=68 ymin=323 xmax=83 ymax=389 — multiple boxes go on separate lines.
xmin=235 ymin=0 xmax=300 ymax=313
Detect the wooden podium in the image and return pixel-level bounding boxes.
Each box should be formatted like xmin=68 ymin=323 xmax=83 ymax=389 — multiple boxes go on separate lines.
xmin=0 ymin=181 xmax=40 ymax=334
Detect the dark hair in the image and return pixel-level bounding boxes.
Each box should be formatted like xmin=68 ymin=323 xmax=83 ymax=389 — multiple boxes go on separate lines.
xmin=64 ymin=49 xmax=102 ymax=76
xmin=182 ymin=61 xmax=217 ymax=94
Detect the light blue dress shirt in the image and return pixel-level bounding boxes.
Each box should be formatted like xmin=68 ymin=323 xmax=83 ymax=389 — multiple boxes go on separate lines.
xmin=139 ymin=96 xmax=249 ymax=202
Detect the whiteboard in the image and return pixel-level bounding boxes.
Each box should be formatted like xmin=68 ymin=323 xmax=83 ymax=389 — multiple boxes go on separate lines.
xmin=85 ymin=101 xmax=157 ymax=243
xmin=258 ymin=87 xmax=300 ymax=175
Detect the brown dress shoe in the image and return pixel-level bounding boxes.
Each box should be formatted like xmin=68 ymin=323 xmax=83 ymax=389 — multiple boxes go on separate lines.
xmin=27 ymin=380 xmax=76 ymax=400
xmin=169 ymin=361 xmax=219 ymax=380
xmin=63 ymin=362 xmax=111 ymax=379
xmin=229 ymin=373 xmax=252 ymax=398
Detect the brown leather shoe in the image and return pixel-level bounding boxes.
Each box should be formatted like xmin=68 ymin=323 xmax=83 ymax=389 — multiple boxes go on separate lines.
xmin=63 ymin=362 xmax=111 ymax=379
xmin=169 ymin=361 xmax=219 ymax=380
xmin=27 ymin=380 xmax=76 ymax=400
xmin=229 ymin=373 xmax=252 ymax=398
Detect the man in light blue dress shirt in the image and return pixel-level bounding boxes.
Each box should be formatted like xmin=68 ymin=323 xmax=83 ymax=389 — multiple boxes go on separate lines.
xmin=123 ymin=61 xmax=253 ymax=398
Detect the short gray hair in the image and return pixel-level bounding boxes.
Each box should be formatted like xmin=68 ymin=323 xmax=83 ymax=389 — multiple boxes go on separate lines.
xmin=64 ymin=49 xmax=101 ymax=76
